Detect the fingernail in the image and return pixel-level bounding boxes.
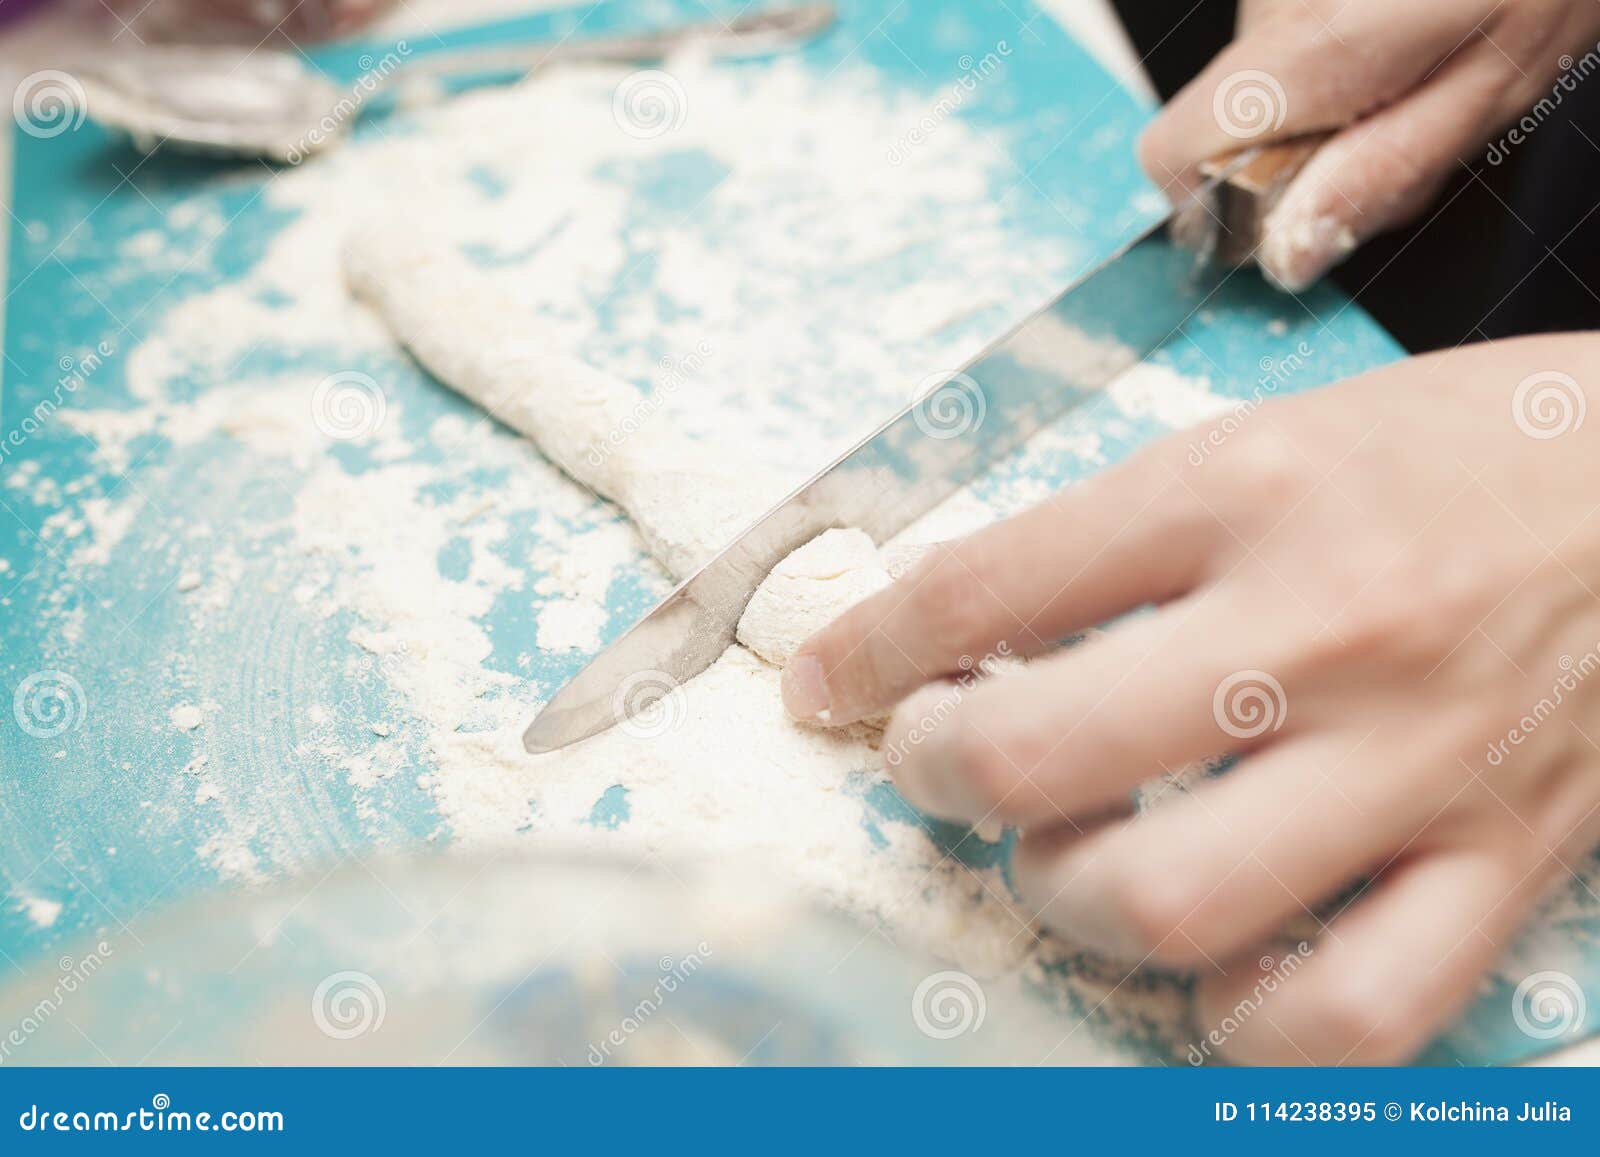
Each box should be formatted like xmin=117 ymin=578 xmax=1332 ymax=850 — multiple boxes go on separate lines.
xmin=1257 ymin=210 xmax=1355 ymax=292
xmin=781 ymin=654 xmax=831 ymax=722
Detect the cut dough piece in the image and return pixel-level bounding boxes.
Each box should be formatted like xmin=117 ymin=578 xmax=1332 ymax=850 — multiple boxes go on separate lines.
xmin=735 ymin=528 xmax=892 ymax=666
xmin=343 ymin=228 xmax=791 ymax=580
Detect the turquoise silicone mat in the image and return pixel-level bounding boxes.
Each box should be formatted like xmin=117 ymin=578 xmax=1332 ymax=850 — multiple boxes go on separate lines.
xmin=0 ymin=0 xmax=1591 ymax=1064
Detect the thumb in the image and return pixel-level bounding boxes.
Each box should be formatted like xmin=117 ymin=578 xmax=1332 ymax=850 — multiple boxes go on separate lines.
xmin=1254 ymin=50 xmax=1505 ymax=291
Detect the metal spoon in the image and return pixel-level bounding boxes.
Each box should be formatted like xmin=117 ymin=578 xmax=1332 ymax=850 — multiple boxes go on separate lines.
xmin=73 ymin=3 xmax=836 ymax=163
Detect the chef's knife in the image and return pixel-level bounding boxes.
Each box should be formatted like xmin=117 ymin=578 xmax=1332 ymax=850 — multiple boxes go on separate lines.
xmin=524 ymin=141 xmax=1323 ymax=754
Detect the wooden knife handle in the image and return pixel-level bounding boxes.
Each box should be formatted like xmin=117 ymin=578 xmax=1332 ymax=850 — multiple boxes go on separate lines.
xmin=1198 ymin=132 xmax=1334 ymax=266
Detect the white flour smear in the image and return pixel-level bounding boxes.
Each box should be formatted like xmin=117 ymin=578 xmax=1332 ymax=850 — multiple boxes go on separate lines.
xmin=48 ymin=55 xmax=1273 ymax=1058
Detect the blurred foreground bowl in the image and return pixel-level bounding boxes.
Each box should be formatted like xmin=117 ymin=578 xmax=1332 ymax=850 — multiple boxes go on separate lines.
xmin=0 ymin=849 xmax=1080 ymax=1065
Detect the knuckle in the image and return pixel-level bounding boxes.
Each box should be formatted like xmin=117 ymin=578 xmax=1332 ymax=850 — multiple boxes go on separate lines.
xmin=1220 ymin=432 xmax=1314 ymax=502
xmin=1335 ymin=553 xmax=1489 ymax=668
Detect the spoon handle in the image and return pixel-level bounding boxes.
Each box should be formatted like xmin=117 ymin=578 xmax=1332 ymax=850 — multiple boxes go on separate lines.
xmin=384 ymin=3 xmax=835 ymax=89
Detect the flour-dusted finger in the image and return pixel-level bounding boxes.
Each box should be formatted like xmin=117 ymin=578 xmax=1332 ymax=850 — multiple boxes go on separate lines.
xmin=1254 ymin=48 xmax=1511 ymax=290
xmin=782 ymin=443 xmax=1219 ymax=725
xmin=877 ymin=590 xmax=1299 ymax=828
xmin=1012 ymin=734 xmax=1462 ymax=967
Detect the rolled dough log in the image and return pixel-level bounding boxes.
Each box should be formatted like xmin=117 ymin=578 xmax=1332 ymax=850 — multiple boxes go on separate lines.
xmin=343 ymin=229 xmax=793 ymax=580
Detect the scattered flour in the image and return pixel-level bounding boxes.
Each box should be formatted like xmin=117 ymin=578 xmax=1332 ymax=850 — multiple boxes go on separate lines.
xmin=50 ymin=53 xmax=1248 ymax=1055
xmin=16 ymin=894 xmax=62 ymax=929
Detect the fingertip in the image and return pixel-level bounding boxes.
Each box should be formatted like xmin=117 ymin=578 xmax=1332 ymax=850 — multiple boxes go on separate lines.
xmin=1257 ymin=203 xmax=1356 ymax=293
xmin=780 ymin=652 xmax=831 ymax=722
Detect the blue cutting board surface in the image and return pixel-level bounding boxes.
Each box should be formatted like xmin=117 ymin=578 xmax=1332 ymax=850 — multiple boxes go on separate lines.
xmin=0 ymin=0 xmax=1591 ymax=1064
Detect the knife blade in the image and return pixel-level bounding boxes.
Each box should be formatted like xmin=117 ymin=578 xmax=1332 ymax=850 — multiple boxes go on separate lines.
xmin=523 ymin=186 xmax=1253 ymax=754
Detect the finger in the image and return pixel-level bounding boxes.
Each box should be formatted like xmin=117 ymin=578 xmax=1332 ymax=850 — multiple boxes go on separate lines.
xmin=1254 ymin=49 xmax=1508 ymax=290
xmin=1192 ymin=842 xmax=1552 ymax=1065
xmin=1012 ymin=735 xmax=1467 ymax=967
xmin=1137 ymin=6 xmax=1482 ymax=198
xmin=880 ymin=590 xmax=1300 ymax=828
xmin=782 ymin=445 xmax=1217 ymax=725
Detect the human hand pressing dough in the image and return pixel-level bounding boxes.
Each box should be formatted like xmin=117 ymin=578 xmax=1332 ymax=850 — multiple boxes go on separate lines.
xmin=783 ymin=333 xmax=1600 ymax=1064
xmin=1142 ymin=0 xmax=1600 ymax=289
